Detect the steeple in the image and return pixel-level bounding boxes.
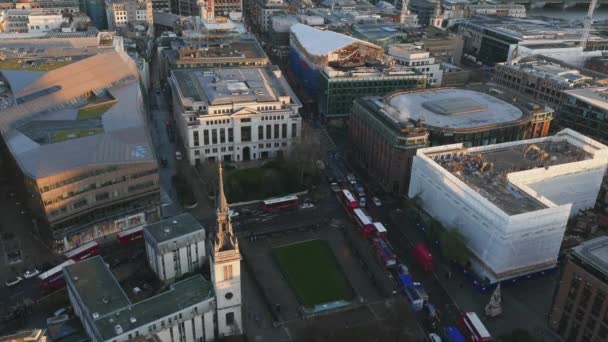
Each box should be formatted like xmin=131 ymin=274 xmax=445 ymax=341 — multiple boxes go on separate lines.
xmin=431 ymin=0 xmax=443 ymax=28
xmin=216 ymin=162 xmax=237 ymax=252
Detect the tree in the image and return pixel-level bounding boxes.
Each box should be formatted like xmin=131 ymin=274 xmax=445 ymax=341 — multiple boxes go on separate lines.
xmin=197 ymin=160 xmax=219 ymax=201
xmin=439 ymin=228 xmax=470 ymax=266
xmin=285 ymin=121 xmax=322 ymax=187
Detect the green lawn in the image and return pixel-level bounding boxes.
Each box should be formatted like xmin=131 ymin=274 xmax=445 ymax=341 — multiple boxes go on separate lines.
xmin=54 ymin=129 xmax=104 ymax=143
xmin=77 ymin=103 xmax=114 ymax=119
xmin=273 ymin=240 xmax=354 ymax=307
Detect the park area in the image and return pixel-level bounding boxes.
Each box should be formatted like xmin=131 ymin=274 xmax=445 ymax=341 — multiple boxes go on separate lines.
xmin=273 ymin=239 xmax=354 ymax=308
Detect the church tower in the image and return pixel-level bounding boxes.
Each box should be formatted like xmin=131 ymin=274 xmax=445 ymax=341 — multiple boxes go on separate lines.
xmin=211 ymin=162 xmax=242 ymax=337
xmin=431 ymin=0 xmax=444 ymax=28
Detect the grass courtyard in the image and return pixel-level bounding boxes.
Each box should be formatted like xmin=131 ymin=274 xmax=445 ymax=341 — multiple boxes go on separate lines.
xmin=273 ymin=240 xmax=354 ymax=308
xmin=54 ymin=128 xmax=104 ymax=143
xmin=77 ymin=102 xmax=115 ymax=119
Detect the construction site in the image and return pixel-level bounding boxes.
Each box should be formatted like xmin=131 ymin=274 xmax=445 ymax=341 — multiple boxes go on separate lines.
xmin=408 ymin=129 xmax=608 ymax=283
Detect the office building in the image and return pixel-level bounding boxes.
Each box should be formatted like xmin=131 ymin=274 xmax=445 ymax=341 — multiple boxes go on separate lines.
xmin=493 ymin=56 xmax=599 ymax=111
xmin=559 ymin=87 xmax=608 ymax=146
xmin=409 ymin=129 xmax=608 ymax=283
xmin=106 ymin=0 xmax=147 ymax=29
xmin=349 ymin=87 xmax=553 ymax=195
xmin=144 ymin=213 xmax=207 ymax=283
xmin=388 ymin=43 xmax=443 ymax=86
xmin=13 ymin=0 xmax=80 ymax=11
xmin=168 ymin=65 xmax=302 ymax=164
xmin=249 ymin=0 xmax=288 ymax=34
xmin=351 ymin=23 xmax=419 ymax=50
xmin=289 ymin=24 xmax=427 ymax=119
xmin=0 ymin=51 xmax=159 ymax=252
xmin=549 ymin=236 xmax=608 ymax=342
xmin=83 ymin=0 xmax=108 ymax=29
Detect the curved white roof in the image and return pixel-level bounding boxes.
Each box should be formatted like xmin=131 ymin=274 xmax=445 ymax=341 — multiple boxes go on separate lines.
xmin=385 ymin=89 xmax=525 ymax=130
xmin=290 ymin=24 xmax=379 ymax=57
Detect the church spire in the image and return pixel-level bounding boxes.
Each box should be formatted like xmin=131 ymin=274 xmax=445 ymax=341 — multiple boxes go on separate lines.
xmin=216 ymin=162 xmax=236 ymax=252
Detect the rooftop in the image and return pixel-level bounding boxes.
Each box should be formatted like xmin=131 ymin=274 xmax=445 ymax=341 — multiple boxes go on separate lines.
xmin=290 ymin=24 xmax=378 ymax=57
xmin=172 ymin=65 xmax=300 ymax=106
xmin=166 ymin=36 xmax=268 ymax=65
xmin=572 ymin=236 xmax=608 ymax=278
xmin=145 ymin=213 xmax=204 ymax=244
xmin=420 ymin=129 xmax=608 ymax=215
xmin=564 ymin=87 xmax=608 ymax=111
xmin=351 ymin=23 xmax=416 ymax=41
xmin=0 ymin=51 xmax=156 ymax=179
xmin=64 ymin=256 xmax=214 ymax=341
xmin=384 ymin=88 xmax=525 ymax=130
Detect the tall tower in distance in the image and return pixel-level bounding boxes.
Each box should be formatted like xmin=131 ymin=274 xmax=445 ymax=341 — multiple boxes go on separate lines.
xmin=431 ymin=0 xmax=443 ymax=28
xmin=199 ymin=0 xmax=215 ymax=21
xmin=212 ymin=162 xmax=242 ymax=337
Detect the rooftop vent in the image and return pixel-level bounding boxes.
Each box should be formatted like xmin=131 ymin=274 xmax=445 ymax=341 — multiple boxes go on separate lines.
xmin=92 ymin=312 xmax=100 ymax=319
xmin=114 ymin=325 xmax=123 ymax=335
xmin=164 ymin=227 xmax=171 ymax=233
xmin=73 ymin=276 xmax=79 ymax=281
xmin=102 ymin=297 xmax=110 ymax=304
xmin=130 ymin=317 xmax=137 ymax=324
xmin=172 ymin=220 xmax=178 ymax=224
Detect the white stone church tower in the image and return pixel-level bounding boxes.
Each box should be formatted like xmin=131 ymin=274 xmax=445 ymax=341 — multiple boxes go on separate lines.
xmin=211 ymin=162 xmax=243 ymax=337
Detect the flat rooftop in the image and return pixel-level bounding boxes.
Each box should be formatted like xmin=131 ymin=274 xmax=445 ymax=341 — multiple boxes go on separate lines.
xmin=352 ymin=24 xmax=414 ymax=41
xmin=502 ymin=58 xmax=593 ymax=86
xmin=572 ymin=236 xmax=608 ymax=279
xmin=432 ymin=139 xmax=592 ymax=215
xmin=64 ymin=256 xmax=214 ymax=341
xmin=385 ymin=89 xmax=525 ymax=130
xmin=564 ymin=87 xmax=608 ymax=111
xmin=172 ymin=65 xmax=299 ymax=106
xmin=145 ymin=213 xmax=204 ymax=244
xmin=168 ymin=37 xmax=268 ymax=64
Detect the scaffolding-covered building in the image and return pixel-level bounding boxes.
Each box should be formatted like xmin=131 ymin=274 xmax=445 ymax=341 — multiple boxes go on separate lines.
xmin=408 ymin=129 xmax=608 ymax=283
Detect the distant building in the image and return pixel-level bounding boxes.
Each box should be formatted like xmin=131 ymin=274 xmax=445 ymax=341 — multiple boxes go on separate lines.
xmin=0 ymin=51 xmax=159 ymax=252
xmin=351 ymin=23 xmax=417 ymax=50
xmin=388 ymin=43 xmax=442 ymax=86
xmin=106 ymin=0 xmax=147 ymax=29
xmin=439 ymin=62 xmax=470 ymax=86
xmin=549 ymin=236 xmax=608 ymax=341
xmin=560 ymin=87 xmax=608 ymax=145
xmin=457 ymin=16 xmax=608 ymax=66
xmin=420 ymin=28 xmax=464 ymax=64
xmin=250 ymin=0 xmax=287 ymax=34
xmin=349 ymin=88 xmax=553 ymax=195
xmin=0 ymin=8 xmax=90 ymax=33
xmin=168 ymin=65 xmax=302 ymax=164
xmin=493 ymin=56 xmax=599 ymax=111
xmin=144 ymin=213 xmax=207 ymax=283
xmin=0 ymin=329 xmax=47 ymax=342
xmin=14 ymin=0 xmax=80 ymax=11
xmin=83 ymin=0 xmax=109 ymax=29
xmin=289 ymin=24 xmax=427 ymax=119
xmin=409 ymin=129 xmax=608 ymax=283
xmin=441 ymin=0 xmax=526 ymax=25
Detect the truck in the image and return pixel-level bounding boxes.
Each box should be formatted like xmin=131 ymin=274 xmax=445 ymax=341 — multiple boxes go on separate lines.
xmin=459 ymin=312 xmax=492 ymax=342
xmin=413 ymin=243 xmax=433 ymax=272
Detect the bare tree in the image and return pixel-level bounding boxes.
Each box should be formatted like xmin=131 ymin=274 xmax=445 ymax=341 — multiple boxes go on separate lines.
xmin=197 ymin=160 xmax=219 ymax=202
xmin=286 ymin=121 xmax=322 ymax=186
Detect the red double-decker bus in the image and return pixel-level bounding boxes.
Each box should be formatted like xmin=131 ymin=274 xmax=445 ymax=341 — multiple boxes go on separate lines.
xmin=372 ymin=222 xmax=388 ymax=239
xmin=460 ymin=312 xmax=492 ymax=342
xmin=64 ymin=241 xmax=100 ymax=262
xmin=340 ymin=189 xmax=358 ymax=209
xmin=38 ymin=259 xmax=75 ymax=291
xmin=261 ymin=195 xmax=299 ymax=212
xmin=117 ymin=226 xmax=144 ymax=246
xmin=352 ymin=208 xmax=374 ymax=236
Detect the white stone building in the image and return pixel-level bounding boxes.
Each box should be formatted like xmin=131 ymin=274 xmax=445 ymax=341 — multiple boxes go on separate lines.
xmin=169 ymin=66 xmax=302 ymax=165
xmin=64 ymin=164 xmax=242 ymax=341
xmin=388 ymin=43 xmax=443 ymax=86
xmin=408 ymin=129 xmax=608 ymax=283
xmin=144 ymin=213 xmax=206 ymax=283
xmin=106 ymin=0 xmax=147 ymax=29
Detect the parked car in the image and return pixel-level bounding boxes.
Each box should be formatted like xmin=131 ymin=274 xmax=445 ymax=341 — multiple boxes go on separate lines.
xmin=398 ymin=264 xmax=409 ymax=275
xmin=5 ymin=276 xmax=23 ymax=287
xmin=359 ymin=197 xmax=366 ymax=207
xmin=330 ymin=183 xmax=341 ymax=192
xmin=175 ymin=151 xmax=183 ymax=160
xmin=428 ymin=333 xmax=442 ymax=342
xmin=23 ymin=269 xmax=40 ymax=279
xmin=372 ymin=196 xmax=382 ymax=207
xmin=229 ymin=209 xmax=239 ymax=218
xmin=300 ymin=202 xmax=314 ymax=209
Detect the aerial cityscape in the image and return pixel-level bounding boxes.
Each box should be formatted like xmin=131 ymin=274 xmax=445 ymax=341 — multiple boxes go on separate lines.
xmin=2 ymin=0 xmax=608 ymax=341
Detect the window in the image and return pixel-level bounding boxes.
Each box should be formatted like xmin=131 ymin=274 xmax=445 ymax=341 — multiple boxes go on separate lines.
xmin=225 ymin=292 xmax=234 ymax=300
xmin=226 ymin=312 xmax=235 ymax=326
xmin=203 ymin=130 xmax=209 ymax=145
xmin=220 ymin=128 xmax=226 ymax=143
xmin=95 ymin=192 xmax=109 ymax=201
xmin=282 ymin=123 xmax=287 ymax=139
xmin=228 ymin=128 xmax=234 ymax=142
xmin=212 ymin=129 xmax=218 ymax=144
xmin=241 ymin=126 xmax=251 ymax=142
xmin=223 ymin=265 xmax=233 ymax=281
xmin=193 ymin=131 xmax=199 ymax=147
xmin=266 ymin=124 xmax=271 ymax=139
xmin=241 ymin=118 xmax=251 ymax=123
xmin=292 ymin=123 xmax=297 ymax=138
xmin=274 ymin=124 xmax=279 ymax=139
xmin=258 ymin=126 xmax=264 ymax=140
